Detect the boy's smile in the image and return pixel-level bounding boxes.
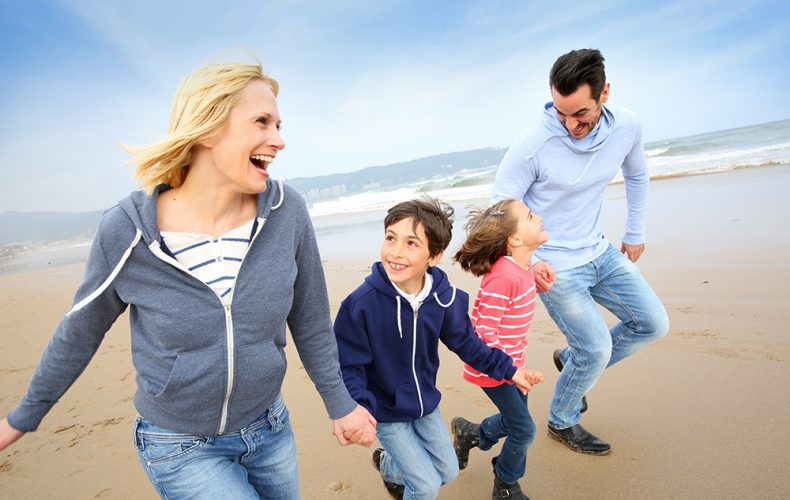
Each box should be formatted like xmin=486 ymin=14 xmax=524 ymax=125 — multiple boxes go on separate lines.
xmin=380 ymin=217 xmax=443 ymax=295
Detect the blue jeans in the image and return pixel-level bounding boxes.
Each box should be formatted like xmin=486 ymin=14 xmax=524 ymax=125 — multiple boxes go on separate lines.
xmin=376 ymin=408 xmax=459 ymax=499
xmin=541 ymin=244 xmax=669 ymax=429
xmin=133 ymin=394 xmax=298 ymax=500
xmin=479 ymin=383 xmax=536 ymax=484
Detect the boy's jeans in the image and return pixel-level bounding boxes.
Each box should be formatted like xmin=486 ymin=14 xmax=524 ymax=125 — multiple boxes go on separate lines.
xmin=376 ymin=408 xmax=459 ymax=499
xmin=479 ymin=384 xmax=536 ymax=484
xmin=133 ymin=394 xmax=298 ymax=499
xmin=541 ymin=244 xmax=669 ymax=430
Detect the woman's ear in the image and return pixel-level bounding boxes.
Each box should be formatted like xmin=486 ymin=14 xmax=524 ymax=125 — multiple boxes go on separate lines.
xmin=508 ymin=235 xmax=522 ymax=248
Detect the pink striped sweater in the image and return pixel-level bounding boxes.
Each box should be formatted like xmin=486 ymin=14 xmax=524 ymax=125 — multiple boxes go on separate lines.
xmin=463 ymin=256 xmax=536 ymax=387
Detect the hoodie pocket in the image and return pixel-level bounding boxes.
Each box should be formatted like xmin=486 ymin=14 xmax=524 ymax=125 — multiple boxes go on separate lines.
xmin=153 ymin=348 xmax=225 ymax=417
xmin=388 ymin=382 xmax=422 ymax=417
xmin=230 ymin=340 xmax=286 ymax=410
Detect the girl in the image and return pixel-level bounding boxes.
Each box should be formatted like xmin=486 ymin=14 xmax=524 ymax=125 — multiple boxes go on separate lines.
xmin=452 ymin=198 xmax=551 ymax=500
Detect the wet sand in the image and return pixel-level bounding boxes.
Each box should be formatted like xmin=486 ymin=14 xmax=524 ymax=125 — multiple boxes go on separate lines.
xmin=1 ymin=165 xmax=789 ymax=499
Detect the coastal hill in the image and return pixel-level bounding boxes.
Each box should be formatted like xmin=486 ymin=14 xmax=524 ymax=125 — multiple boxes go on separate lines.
xmin=0 ymin=147 xmax=506 ymax=246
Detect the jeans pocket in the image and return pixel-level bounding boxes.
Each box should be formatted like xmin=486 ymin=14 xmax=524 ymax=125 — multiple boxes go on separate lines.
xmin=267 ymin=401 xmax=289 ymax=432
xmin=141 ymin=437 xmax=202 ymax=465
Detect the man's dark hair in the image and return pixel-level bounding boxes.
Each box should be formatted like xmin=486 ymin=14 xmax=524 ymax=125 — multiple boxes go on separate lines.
xmin=550 ymin=48 xmax=607 ymax=100
xmin=384 ymin=197 xmax=454 ymax=258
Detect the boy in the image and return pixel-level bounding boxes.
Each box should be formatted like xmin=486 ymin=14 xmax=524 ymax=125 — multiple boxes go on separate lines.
xmin=333 ymin=198 xmax=534 ymax=499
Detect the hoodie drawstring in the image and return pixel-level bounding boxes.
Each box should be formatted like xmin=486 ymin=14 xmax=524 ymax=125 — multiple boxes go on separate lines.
xmin=396 ymin=296 xmax=403 ymax=338
xmin=433 ymin=285 xmax=457 ymax=308
xmin=67 ymin=229 xmax=143 ymax=315
xmin=271 ymin=178 xmax=285 ymax=210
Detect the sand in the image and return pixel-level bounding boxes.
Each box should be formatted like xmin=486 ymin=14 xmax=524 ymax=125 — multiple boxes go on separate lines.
xmin=1 ymin=165 xmax=789 ymax=499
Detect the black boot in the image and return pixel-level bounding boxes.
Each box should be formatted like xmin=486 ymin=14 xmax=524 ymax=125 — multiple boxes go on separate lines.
xmin=451 ymin=416 xmax=480 ymax=470
xmin=372 ymin=448 xmax=405 ymax=499
xmin=491 ymin=457 xmax=530 ymax=500
xmin=547 ymin=424 xmax=611 ymax=455
xmin=553 ymin=349 xmax=588 ymax=413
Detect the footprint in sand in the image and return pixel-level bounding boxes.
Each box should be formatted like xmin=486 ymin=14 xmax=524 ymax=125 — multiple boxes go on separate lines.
xmin=327 ymin=481 xmax=351 ymax=491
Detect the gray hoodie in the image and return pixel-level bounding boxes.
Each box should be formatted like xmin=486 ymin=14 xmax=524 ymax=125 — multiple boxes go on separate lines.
xmin=7 ymin=179 xmax=357 ymax=436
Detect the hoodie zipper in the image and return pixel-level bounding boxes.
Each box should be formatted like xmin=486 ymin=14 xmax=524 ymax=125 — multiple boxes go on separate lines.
xmin=148 ymin=217 xmax=267 ymax=435
xmin=411 ymin=306 xmax=424 ymax=418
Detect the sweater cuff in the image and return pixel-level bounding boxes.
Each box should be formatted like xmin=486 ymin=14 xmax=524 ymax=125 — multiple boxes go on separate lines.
xmin=6 ymin=400 xmax=48 ymax=433
xmin=321 ymin=381 xmax=360 ymax=420
xmin=503 ymin=364 xmax=517 ymax=381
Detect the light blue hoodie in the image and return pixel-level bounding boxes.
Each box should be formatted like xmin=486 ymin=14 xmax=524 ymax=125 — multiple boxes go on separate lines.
xmin=491 ymin=102 xmax=649 ymax=272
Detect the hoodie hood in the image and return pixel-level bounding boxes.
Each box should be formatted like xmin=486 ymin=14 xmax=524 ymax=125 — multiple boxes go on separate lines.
xmin=542 ymin=101 xmax=615 ymax=153
xmin=366 ymin=261 xmax=455 ymax=306
xmin=118 ymin=178 xmax=285 ymax=245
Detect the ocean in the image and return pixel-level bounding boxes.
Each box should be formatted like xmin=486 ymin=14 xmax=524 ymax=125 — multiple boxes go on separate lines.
xmin=2 ymin=119 xmax=788 ymax=275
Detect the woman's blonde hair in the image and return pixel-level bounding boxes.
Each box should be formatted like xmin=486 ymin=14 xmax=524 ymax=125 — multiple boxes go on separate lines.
xmin=453 ymin=199 xmax=518 ymax=277
xmin=125 ymin=60 xmax=279 ymax=192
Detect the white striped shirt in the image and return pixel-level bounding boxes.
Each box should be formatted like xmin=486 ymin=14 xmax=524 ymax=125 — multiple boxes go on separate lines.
xmin=161 ymin=219 xmax=255 ymax=305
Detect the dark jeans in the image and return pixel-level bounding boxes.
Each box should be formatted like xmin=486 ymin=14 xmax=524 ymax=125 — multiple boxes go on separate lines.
xmin=479 ymin=383 xmax=536 ymax=484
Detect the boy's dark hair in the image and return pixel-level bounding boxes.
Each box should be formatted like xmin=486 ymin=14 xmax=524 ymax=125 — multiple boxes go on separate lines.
xmin=454 ymin=199 xmax=518 ymax=277
xmin=384 ymin=197 xmax=454 ymax=258
xmin=550 ymin=48 xmax=606 ymax=100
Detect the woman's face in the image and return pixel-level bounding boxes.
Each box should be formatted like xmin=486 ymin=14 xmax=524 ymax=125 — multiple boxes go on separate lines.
xmin=201 ymin=78 xmax=285 ymax=194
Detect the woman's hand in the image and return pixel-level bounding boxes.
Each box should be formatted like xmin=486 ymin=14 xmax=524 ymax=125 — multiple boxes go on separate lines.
xmin=0 ymin=418 xmax=25 ymax=451
xmin=332 ymin=405 xmax=377 ymax=447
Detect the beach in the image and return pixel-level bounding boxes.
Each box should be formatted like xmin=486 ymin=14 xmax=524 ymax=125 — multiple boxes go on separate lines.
xmin=1 ymin=165 xmax=789 ymax=499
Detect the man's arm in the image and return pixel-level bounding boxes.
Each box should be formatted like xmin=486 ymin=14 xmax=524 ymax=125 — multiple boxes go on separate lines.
xmin=491 ymin=129 xmax=538 ymax=203
xmin=620 ymin=121 xmax=649 ymax=261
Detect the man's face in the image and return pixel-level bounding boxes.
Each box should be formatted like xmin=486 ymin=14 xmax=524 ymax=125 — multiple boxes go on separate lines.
xmin=551 ymin=82 xmax=609 ymax=139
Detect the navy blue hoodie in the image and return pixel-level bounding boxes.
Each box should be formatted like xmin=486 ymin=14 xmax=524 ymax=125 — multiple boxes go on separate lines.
xmin=334 ymin=262 xmax=517 ymax=423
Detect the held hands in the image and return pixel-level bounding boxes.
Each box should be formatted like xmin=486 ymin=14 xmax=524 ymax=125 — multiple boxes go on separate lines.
xmin=511 ymin=368 xmax=545 ymax=395
xmin=532 ymin=262 xmax=555 ymax=292
xmin=332 ymin=404 xmax=377 ymax=448
xmin=621 ymin=242 xmax=645 ymax=262
xmin=0 ymin=418 xmax=24 ymax=451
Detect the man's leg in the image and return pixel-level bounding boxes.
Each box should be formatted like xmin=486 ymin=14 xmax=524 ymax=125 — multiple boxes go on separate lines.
xmin=591 ymin=245 xmax=669 ymax=367
xmin=540 ymin=261 xmax=611 ymax=431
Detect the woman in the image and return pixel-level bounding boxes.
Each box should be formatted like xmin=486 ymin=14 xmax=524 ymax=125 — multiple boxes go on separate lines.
xmin=0 ymin=58 xmax=375 ymax=499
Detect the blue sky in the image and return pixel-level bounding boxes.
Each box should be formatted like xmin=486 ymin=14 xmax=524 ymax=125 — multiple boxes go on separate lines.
xmin=1 ymin=0 xmax=788 ymax=212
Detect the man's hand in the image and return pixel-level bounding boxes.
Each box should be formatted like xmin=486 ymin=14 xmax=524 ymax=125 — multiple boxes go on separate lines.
xmin=533 ymin=261 xmax=555 ymax=292
xmin=0 ymin=418 xmax=24 ymax=451
xmin=332 ymin=405 xmax=377 ymax=447
xmin=621 ymin=242 xmax=644 ymax=262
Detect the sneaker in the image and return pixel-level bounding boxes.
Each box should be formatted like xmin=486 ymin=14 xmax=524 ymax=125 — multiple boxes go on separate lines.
xmin=552 ymin=349 xmax=588 ymax=413
xmin=451 ymin=416 xmax=480 ymax=470
xmin=547 ymin=424 xmax=611 ymax=455
xmin=372 ymin=448 xmax=405 ymax=499
xmin=491 ymin=457 xmax=530 ymax=500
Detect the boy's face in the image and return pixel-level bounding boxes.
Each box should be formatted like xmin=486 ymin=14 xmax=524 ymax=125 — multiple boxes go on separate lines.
xmin=380 ymin=217 xmax=443 ymax=295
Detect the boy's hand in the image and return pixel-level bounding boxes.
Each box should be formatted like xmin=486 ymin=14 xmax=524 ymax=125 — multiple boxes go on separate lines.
xmin=511 ymin=368 xmax=533 ymax=394
xmin=526 ymin=369 xmax=544 ymax=386
xmin=533 ymin=262 xmax=555 ymax=292
xmin=511 ymin=368 xmax=544 ymax=394
xmin=333 ymin=405 xmax=377 ymax=447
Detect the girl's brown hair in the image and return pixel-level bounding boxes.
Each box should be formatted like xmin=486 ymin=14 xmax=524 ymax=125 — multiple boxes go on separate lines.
xmin=453 ymin=199 xmax=518 ymax=277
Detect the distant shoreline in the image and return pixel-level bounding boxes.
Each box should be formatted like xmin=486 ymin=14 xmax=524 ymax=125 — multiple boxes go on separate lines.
xmin=2 ymin=163 xmax=788 ymax=277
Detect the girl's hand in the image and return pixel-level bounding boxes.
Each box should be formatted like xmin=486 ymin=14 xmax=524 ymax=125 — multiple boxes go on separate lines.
xmin=533 ymin=262 xmax=555 ymax=292
xmin=526 ymin=369 xmax=544 ymax=386
xmin=511 ymin=368 xmax=534 ymax=394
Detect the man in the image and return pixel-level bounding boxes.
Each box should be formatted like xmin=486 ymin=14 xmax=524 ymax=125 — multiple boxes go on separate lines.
xmin=491 ymin=48 xmax=669 ymax=455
